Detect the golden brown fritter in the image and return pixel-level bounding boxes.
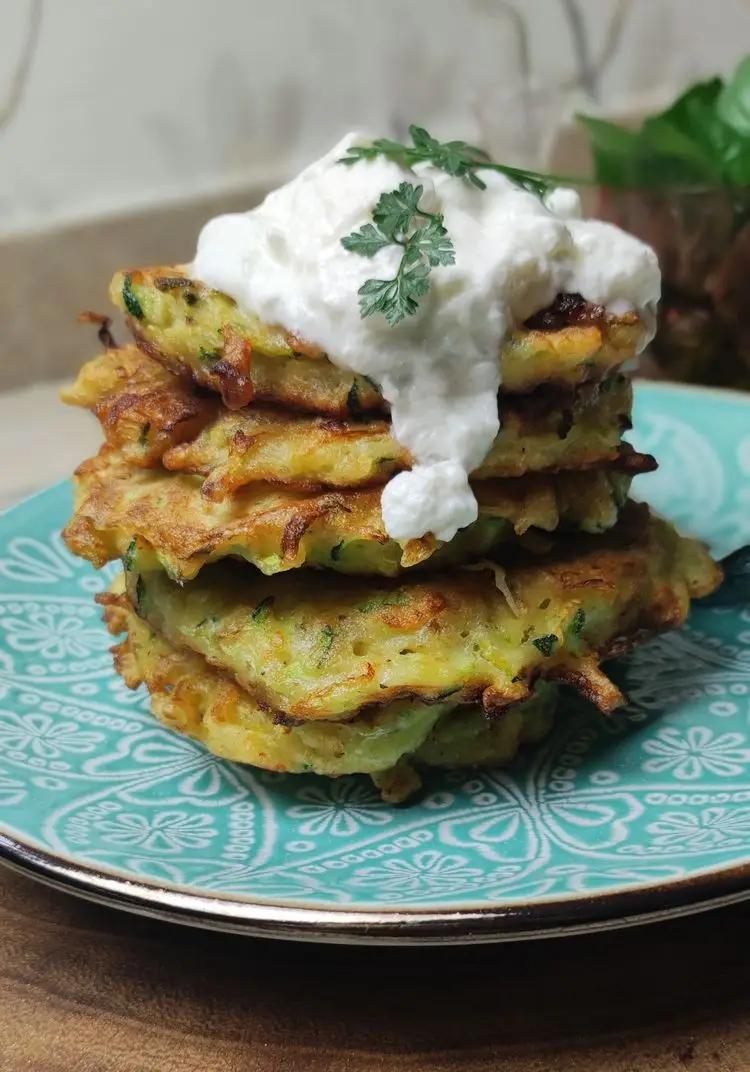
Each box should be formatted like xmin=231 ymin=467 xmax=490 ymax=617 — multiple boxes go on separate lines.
xmin=110 ymin=266 xmax=646 ymax=415
xmin=102 ymin=591 xmax=557 ymax=795
xmin=64 ymin=447 xmax=634 ymax=580
xmin=120 ymin=507 xmax=721 ymax=721
xmin=64 ymin=347 xmax=638 ymax=495
xmin=61 ymin=344 xmax=220 ymax=467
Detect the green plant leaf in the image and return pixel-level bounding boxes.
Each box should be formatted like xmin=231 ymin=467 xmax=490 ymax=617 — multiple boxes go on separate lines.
xmin=409 ymin=216 xmax=455 ymax=267
xmin=637 ymin=116 xmax=721 ymax=185
xmin=576 ymin=115 xmax=640 ymax=187
xmin=341 ymin=222 xmax=391 ymax=258
xmin=372 ymin=182 xmax=423 ymax=239
xmin=579 ymin=65 xmax=750 ymax=189
xmin=357 ymin=277 xmax=398 ymax=319
xmin=718 ymin=56 xmax=750 ymax=136
xmin=650 ymin=79 xmax=741 ymax=184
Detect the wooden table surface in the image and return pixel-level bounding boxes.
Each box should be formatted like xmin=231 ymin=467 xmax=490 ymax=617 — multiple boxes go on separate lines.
xmin=1 ymin=867 xmax=749 ymax=1072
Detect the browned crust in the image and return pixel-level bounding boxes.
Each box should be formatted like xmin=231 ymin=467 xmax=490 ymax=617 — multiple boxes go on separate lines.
xmin=64 ymin=445 xmax=634 ymax=582
xmin=599 ymin=446 xmax=657 ymax=475
xmin=546 ymin=659 xmax=625 ymax=713
xmin=216 ymin=325 xmax=254 ymax=409
xmin=153 ymin=275 xmax=193 ymax=291
xmin=279 ymin=494 xmax=348 ymax=561
xmin=69 ymin=347 xmax=637 ymax=499
xmin=78 ymin=310 xmax=117 ymax=350
xmin=523 ymin=293 xmax=608 ymax=331
xmin=120 ymin=265 xmax=643 ymax=412
xmin=285 ymin=332 xmax=325 ymax=360
xmin=106 ymin=503 xmax=722 ymax=723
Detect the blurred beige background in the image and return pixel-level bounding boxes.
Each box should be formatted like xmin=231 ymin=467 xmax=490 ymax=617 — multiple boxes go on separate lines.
xmin=1 ymin=0 xmax=749 ymax=499
xmin=4 ymin=0 xmax=750 ymax=240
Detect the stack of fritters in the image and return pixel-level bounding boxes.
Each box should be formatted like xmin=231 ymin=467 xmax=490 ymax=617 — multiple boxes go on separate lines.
xmin=63 ymin=269 xmax=721 ymax=800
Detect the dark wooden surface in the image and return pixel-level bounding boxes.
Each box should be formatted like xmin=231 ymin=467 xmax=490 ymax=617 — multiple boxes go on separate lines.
xmin=1 ymin=867 xmax=749 ymax=1071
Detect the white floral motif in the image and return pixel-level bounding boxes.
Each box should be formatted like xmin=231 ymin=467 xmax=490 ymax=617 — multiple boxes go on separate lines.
xmin=647 ymin=808 xmax=750 ymax=850
xmin=642 ymin=727 xmax=750 ymax=780
xmin=0 ymin=769 xmax=26 ymax=805
xmin=630 ymin=412 xmax=727 ymax=537
xmin=95 ymin=811 xmax=218 ymax=852
xmin=105 ymin=673 xmax=148 ymax=706
xmin=439 ymin=802 xmax=540 ymax=863
xmin=288 ymin=779 xmax=392 ymax=836
xmin=543 ymin=792 xmax=645 ymax=850
xmin=0 ymin=433 xmax=748 ymax=915
xmin=350 ymin=850 xmax=484 ymax=896
xmin=0 ymin=533 xmax=77 ymax=584
xmin=1 ymin=610 xmax=108 ymax=659
xmin=0 ymin=711 xmax=102 ymax=758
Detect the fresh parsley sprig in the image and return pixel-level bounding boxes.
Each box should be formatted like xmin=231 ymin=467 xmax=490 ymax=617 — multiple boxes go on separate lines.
xmin=340 ymin=124 xmax=565 ymax=198
xmin=339 ymin=125 xmax=579 ymax=323
xmin=341 ymin=181 xmax=454 ymax=325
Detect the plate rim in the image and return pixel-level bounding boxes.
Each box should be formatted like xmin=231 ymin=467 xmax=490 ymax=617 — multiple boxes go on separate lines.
xmin=2 ymin=826 xmax=750 ymax=945
xmin=0 ymin=378 xmax=749 ymax=943
xmin=632 ymin=377 xmax=750 ymax=404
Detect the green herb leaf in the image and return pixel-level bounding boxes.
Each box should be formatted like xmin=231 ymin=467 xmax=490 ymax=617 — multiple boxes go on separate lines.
xmin=123 ymin=539 xmax=137 ymax=572
xmin=409 ymin=215 xmax=455 ymax=267
xmin=251 ymin=595 xmax=274 ymax=621
xmin=372 ymin=182 xmax=424 ymax=238
xmin=122 ymin=274 xmax=144 ymax=320
xmin=317 ymin=624 xmax=336 ymax=665
xmin=340 ymin=124 xmax=559 ymax=196
xmin=344 ymin=181 xmax=449 ymax=325
xmin=341 ymin=222 xmax=392 ymax=258
xmin=408 ymin=125 xmax=440 ymax=152
xmin=339 ymin=127 xmax=569 ymax=323
xmin=139 ymin=422 xmax=150 ymax=448
xmin=135 ymin=574 xmax=146 ymax=614
xmin=570 ymin=608 xmax=586 ymax=636
xmin=532 ymin=634 xmax=558 ymax=657
xmin=357 ymin=261 xmax=430 ymax=326
xmin=358 ymin=592 xmax=407 ymax=613
xmin=199 ymin=346 xmax=221 ymax=365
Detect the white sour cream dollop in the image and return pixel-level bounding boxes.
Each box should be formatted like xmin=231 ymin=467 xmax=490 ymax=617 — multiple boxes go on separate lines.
xmin=192 ymin=133 xmax=660 ymax=543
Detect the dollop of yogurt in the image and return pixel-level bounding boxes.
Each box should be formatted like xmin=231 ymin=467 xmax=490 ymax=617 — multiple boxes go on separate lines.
xmin=192 ymin=133 xmax=660 ymax=543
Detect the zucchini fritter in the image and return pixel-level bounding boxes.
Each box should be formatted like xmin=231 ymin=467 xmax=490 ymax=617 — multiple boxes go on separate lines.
xmin=122 ymin=508 xmax=721 ymax=721
xmin=110 ymin=267 xmax=646 ymax=414
xmin=64 ymin=448 xmax=633 ymax=580
xmin=102 ymin=592 xmax=557 ymax=796
xmin=61 ymin=344 xmax=219 ymax=467
xmin=64 ymin=347 xmax=638 ymax=494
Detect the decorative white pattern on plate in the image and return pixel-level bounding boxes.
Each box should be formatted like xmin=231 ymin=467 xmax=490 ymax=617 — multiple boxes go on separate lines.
xmin=0 ymin=383 xmax=748 ymax=912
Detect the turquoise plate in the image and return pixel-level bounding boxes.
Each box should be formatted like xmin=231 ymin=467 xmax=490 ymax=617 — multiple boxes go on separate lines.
xmin=0 ymin=382 xmax=748 ymax=944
